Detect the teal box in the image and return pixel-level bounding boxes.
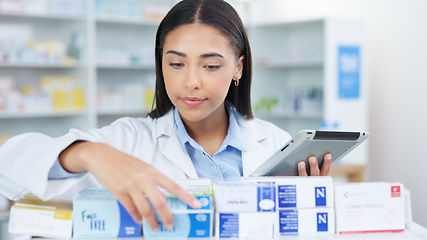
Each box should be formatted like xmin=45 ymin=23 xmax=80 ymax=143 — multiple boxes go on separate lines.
xmin=143 ymin=196 xmax=213 ymax=238
xmin=73 ymin=189 xmax=141 ymax=238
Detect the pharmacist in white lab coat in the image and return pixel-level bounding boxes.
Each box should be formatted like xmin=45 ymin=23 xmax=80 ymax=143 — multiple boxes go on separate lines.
xmin=0 ymin=0 xmax=332 ymax=232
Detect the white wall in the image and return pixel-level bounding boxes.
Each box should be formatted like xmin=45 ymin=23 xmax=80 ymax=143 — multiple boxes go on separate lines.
xmin=248 ymin=0 xmax=427 ymax=228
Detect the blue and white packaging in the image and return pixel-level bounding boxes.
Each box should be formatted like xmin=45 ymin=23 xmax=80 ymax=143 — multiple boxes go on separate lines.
xmin=159 ymin=178 xmax=213 ymax=197
xmin=215 ymin=212 xmax=276 ymax=239
xmin=278 ymin=208 xmax=335 ymax=236
xmin=241 ymin=176 xmax=333 ymax=209
xmin=213 ymin=182 xmax=276 ymax=212
xmin=73 ymin=189 xmax=141 ymax=239
xmin=143 ymin=195 xmax=213 ymax=238
xmin=214 ymin=182 xmax=276 ymax=238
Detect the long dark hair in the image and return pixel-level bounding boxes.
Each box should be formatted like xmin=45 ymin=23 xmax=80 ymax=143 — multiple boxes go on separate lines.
xmin=148 ymin=0 xmax=253 ymax=119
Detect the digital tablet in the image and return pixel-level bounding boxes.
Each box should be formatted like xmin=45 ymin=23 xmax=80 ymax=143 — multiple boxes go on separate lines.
xmin=249 ymin=130 xmax=369 ymax=177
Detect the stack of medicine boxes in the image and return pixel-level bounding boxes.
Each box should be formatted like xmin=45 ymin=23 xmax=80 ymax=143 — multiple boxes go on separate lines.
xmin=73 ymin=178 xmax=214 ymax=238
xmin=214 ymin=182 xmax=277 ymax=238
xmin=241 ymin=176 xmax=335 ymax=237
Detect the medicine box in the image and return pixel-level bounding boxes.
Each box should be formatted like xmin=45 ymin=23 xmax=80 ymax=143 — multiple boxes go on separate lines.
xmin=277 ymin=208 xmax=335 ymax=236
xmin=335 ymin=182 xmax=405 ymax=234
xmin=159 ymin=178 xmax=213 ymax=197
xmin=241 ymin=176 xmax=333 ymax=209
xmin=143 ymin=195 xmax=213 ymax=238
xmin=213 ymin=182 xmax=276 ymax=212
xmin=214 ymin=182 xmax=276 ymax=238
xmin=73 ymin=189 xmax=141 ymax=238
xmin=215 ymin=212 xmax=276 ymax=239
xmin=9 ymin=196 xmax=73 ymax=238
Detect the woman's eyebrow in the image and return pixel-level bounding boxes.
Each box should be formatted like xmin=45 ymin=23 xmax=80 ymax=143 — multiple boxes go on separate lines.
xmin=165 ymin=50 xmax=224 ymax=59
xmin=165 ymin=50 xmax=186 ymax=57
xmin=201 ymin=53 xmax=224 ymax=58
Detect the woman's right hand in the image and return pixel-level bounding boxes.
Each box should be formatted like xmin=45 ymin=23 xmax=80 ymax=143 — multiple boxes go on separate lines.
xmin=59 ymin=141 xmax=202 ymax=232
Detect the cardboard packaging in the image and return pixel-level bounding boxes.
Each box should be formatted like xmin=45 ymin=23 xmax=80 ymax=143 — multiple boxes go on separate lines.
xmin=142 ymin=195 xmax=213 ymax=238
xmin=9 ymin=196 xmax=73 ymax=238
xmin=241 ymin=176 xmax=334 ymax=209
xmin=73 ymin=189 xmax=141 ymax=238
xmin=215 ymin=212 xmax=276 ymax=239
xmin=335 ymin=182 xmax=405 ymax=234
xmin=214 ymin=182 xmax=276 ymax=238
xmin=277 ymin=208 xmax=335 ymax=236
xmin=159 ymin=178 xmax=213 ymax=197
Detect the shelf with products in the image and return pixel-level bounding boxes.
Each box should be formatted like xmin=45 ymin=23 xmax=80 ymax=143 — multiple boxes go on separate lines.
xmin=0 ymin=1 xmax=89 ymax=137
xmin=94 ymin=2 xmax=162 ymax=127
xmin=248 ymin=18 xmax=368 ymax=165
xmin=0 ymin=0 xmax=86 ymax=18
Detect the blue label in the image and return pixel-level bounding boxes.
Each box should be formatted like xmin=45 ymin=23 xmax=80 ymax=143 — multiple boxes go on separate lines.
xmin=188 ymin=213 xmax=211 ymax=237
xmin=315 ymin=187 xmax=326 ymax=207
xmin=278 ymin=185 xmax=297 ymax=208
xmin=219 ymin=213 xmax=239 ymax=238
xmin=257 ymin=183 xmax=276 ymax=212
xmin=118 ymin=202 xmax=141 ymax=237
xmin=279 ymin=210 xmax=298 ymax=233
xmin=338 ymin=45 xmax=360 ymax=99
xmin=317 ymin=213 xmax=328 ymax=232
xmin=187 ymin=196 xmax=211 ymax=210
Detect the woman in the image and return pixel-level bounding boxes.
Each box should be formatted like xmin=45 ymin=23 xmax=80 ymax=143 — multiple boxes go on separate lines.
xmin=0 ymin=0 xmax=331 ymax=232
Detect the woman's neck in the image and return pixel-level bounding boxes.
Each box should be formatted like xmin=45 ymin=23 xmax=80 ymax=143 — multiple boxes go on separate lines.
xmin=181 ymin=106 xmax=229 ymax=157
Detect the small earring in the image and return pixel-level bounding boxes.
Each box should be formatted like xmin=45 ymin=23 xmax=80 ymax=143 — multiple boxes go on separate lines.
xmin=234 ymin=79 xmax=239 ymax=87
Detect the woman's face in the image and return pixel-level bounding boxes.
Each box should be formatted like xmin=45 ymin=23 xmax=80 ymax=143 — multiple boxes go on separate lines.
xmin=162 ymin=23 xmax=243 ymax=124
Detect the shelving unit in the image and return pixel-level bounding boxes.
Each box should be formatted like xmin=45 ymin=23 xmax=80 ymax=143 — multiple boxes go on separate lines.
xmin=0 ymin=0 xmax=173 ymax=140
xmin=248 ymin=18 xmax=368 ymax=165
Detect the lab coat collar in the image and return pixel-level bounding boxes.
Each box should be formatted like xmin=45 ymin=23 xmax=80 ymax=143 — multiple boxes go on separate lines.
xmin=153 ymin=108 xmax=271 ymax=178
xmin=235 ymin=113 xmax=271 ymax=177
xmin=155 ymin=109 xmax=198 ymax=178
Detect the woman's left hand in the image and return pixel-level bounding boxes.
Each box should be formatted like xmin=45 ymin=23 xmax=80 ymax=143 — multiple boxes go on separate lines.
xmin=297 ymin=153 xmax=332 ymax=176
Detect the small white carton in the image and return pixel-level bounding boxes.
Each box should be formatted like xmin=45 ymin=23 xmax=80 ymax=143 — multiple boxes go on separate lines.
xmin=241 ymin=176 xmax=334 ymax=209
xmin=335 ymin=182 xmax=405 ymax=234
xmin=159 ymin=178 xmax=213 ymax=197
xmin=143 ymin=195 xmax=213 ymax=238
xmin=277 ymin=208 xmax=335 ymax=236
xmin=9 ymin=196 xmax=72 ymax=238
xmin=214 ymin=182 xmax=276 ymax=238
xmin=73 ymin=189 xmax=141 ymax=238
xmin=215 ymin=212 xmax=276 ymax=239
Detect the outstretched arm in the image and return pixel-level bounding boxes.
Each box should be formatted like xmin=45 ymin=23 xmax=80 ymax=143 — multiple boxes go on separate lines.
xmin=59 ymin=141 xmax=201 ymax=232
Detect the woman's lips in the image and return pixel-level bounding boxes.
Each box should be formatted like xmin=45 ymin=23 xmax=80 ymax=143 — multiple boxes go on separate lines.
xmin=181 ymin=97 xmax=205 ymax=107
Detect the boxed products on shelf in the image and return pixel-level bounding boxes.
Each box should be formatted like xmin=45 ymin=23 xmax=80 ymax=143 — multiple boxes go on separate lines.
xmin=73 ymin=189 xmax=141 ymax=239
xmin=0 ymin=75 xmax=85 ymax=114
xmin=278 ymin=208 xmax=335 ymax=235
xmin=0 ymin=37 xmax=82 ymax=65
xmin=240 ymin=176 xmax=335 ymax=236
xmin=335 ymin=182 xmax=405 ymax=234
xmin=96 ymin=44 xmax=154 ymax=67
xmin=241 ymin=176 xmax=334 ymax=209
xmin=254 ymin=87 xmax=323 ymax=115
xmin=214 ymin=182 xmax=276 ymax=238
xmin=97 ymin=82 xmax=153 ymax=113
xmin=0 ymin=0 xmax=86 ymax=16
xmin=8 ymin=196 xmax=73 ymax=238
xmin=143 ymin=195 xmax=214 ymax=238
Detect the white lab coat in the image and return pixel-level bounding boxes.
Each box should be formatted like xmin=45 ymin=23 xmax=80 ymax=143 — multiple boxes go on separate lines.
xmin=0 ymin=108 xmax=291 ymax=201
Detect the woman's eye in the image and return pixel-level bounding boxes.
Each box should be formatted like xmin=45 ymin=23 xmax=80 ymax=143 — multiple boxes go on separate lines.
xmin=169 ymin=63 xmax=184 ymax=69
xmin=205 ymin=65 xmax=221 ymax=71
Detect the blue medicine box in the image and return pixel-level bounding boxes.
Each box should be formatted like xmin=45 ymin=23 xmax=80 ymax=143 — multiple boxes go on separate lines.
xmin=143 ymin=195 xmax=213 ymax=238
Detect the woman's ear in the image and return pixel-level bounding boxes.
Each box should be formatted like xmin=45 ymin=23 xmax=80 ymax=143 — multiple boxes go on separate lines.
xmin=234 ymin=56 xmax=244 ymax=80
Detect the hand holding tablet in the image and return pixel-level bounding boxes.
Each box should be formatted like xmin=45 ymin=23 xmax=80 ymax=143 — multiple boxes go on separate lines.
xmin=250 ymin=130 xmax=369 ymax=177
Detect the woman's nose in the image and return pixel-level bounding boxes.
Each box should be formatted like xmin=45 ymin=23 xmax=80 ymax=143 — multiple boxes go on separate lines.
xmin=185 ymin=66 xmax=201 ymax=90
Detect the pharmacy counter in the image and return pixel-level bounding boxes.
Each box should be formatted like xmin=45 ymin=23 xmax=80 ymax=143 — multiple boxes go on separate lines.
xmin=4 ymin=222 xmax=423 ymax=240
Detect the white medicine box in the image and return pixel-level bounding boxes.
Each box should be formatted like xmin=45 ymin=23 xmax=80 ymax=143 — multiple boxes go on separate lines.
xmin=335 ymin=182 xmax=405 ymax=234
